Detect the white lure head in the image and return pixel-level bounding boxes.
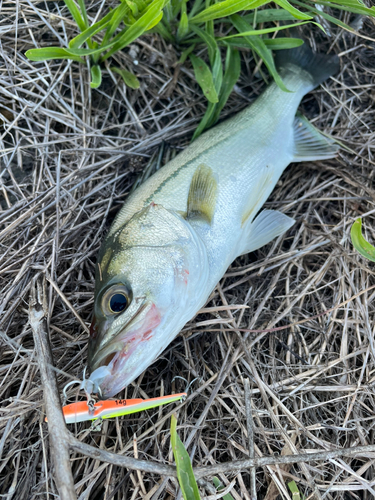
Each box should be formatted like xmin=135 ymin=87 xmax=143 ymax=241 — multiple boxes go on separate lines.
xmin=88 ymin=203 xmax=208 ymax=398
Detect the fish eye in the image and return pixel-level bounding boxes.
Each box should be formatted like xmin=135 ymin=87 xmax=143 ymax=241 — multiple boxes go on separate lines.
xmin=101 ymin=284 xmax=131 ymax=316
xmin=109 ymin=293 xmax=127 ymax=313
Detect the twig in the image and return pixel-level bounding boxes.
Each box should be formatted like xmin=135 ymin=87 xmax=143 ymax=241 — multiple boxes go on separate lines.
xmin=29 ymin=277 xmax=77 ymax=500
xmin=244 ymin=379 xmax=257 ymax=500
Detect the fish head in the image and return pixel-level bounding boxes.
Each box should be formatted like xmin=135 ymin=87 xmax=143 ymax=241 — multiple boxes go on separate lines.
xmin=88 ymin=203 xmax=208 ymax=397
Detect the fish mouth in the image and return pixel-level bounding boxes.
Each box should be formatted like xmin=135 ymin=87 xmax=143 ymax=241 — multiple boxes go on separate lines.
xmin=88 ymin=301 xmax=161 ymax=382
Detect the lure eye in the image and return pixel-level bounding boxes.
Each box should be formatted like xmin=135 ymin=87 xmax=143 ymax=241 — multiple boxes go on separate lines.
xmin=101 ymin=284 xmax=131 ymax=316
xmin=109 ymin=293 xmax=127 ymax=313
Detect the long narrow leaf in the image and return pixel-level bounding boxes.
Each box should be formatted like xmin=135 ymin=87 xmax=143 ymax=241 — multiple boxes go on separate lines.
xmin=25 ymin=47 xmax=84 ymax=62
xmin=230 ymin=14 xmax=289 ymax=92
xmin=90 ymin=65 xmax=102 ymax=88
xmin=69 ymin=19 xmax=111 ymax=48
xmin=190 ymin=0 xmax=269 ymax=24
xmin=274 ymin=0 xmax=312 ymax=19
xmin=292 ymin=0 xmax=354 ymax=30
xmin=244 ymin=8 xmax=299 ymax=23
xmin=221 ymin=20 xmax=312 ymax=39
xmin=351 ymin=218 xmax=375 ymax=263
xmin=190 ymin=54 xmax=218 ymax=103
xmin=190 ymin=25 xmax=217 ymax=65
xmin=170 ymin=415 xmax=201 ymax=500
xmin=111 ymin=66 xmax=140 ymax=88
xmin=192 ymin=102 xmax=217 ymax=140
xmin=211 ymin=46 xmax=240 ymax=124
xmin=311 ymin=0 xmax=375 ymax=16
xmin=63 ymin=0 xmax=87 ymax=32
xmin=102 ymin=0 xmax=167 ymax=61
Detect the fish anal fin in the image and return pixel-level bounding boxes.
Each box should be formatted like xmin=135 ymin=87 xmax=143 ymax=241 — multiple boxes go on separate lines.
xmin=187 ymin=164 xmax=218 ymax=224
xmin=293 ymin=114 xmax=339 ymax=162
xmin=238 ymin=209 xmax=295 ymax=256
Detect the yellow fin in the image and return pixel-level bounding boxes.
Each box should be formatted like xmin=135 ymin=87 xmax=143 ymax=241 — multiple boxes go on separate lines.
xmin=187 ymin=164 xmax=218 ymax=224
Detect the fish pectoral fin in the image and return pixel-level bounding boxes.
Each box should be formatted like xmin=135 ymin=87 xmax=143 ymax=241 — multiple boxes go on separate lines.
xmin=292 ymin=114 xmax=339 ymax=162
xmin=238 ymin=209 xmax=295 ymax=256
xmin=187 ymin=164 xmax=218 ymax=224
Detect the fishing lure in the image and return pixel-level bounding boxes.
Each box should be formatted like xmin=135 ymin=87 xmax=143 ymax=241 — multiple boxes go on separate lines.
xmin=59 ymin=392 xmax=187 ymax=424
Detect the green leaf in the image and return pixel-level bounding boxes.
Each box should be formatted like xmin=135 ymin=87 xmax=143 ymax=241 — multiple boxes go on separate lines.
xmin=263 ymin=37 xmax=304 ymax=50
xmin=351 ymin=218 xmax=375 ymax=263
xmin=90 ymin=65 xmax=102 ymax=88
xmin=212 ymin=48 xmax=223 ymax=96
xmin=177 ymin=11 xmax=189 ymax=40
xmin=76 ymin=0 xmax=89 ymax=28
xmin=287 ymin=480 xmax=302 ymax=500
xmin=190 ymin=0 xmax=269 ymax=24
xmin=25 ymin=47 xmax=84 ymax=62
xmin=190 ymin=54 xmax=218 ymax=103
xmin=244 ymin=8 xmax=299 ymax=23
xmin=65 ymin=43 xmax=115 ymax=56
xmin=178 ymin=44 xmax=196 ymax=65
xmin=190 ymin=24 xmax=217 ymax=65
xmin=221 ymin=20 xmax=312 ymax=39
xmin=153 ymin=19 xmax=174 ymax=41
xmin=211 ymin=46 xmax=240 ymax=123
xmin=111 ymin=66 xmax=140 ymax=88
xmin=230 ymin=15 xmax=289 ymax=92
xmin=101 ymin=2 xmax=131 ymax=46
xmin=101 ymin=0 xmax=167 ymax=61
xmin=170 ymin=415 xmax=201 ymax=500
xmin=312 ymin=0 xmax=375 ymax=17
xmin=192 ymin=102 xmax=217 ymax=140
xmin=69 ymin=19 xmax=111 ymax=48
xmin=291 ymin=0 xmax=354 ymax=30
xmin=273 ymin=0 xmax=312 ymax=19
xmin=63 ymin=0 xmax=87 ymax=32
xmin=212 ymin=477 xmax=235 ymax=500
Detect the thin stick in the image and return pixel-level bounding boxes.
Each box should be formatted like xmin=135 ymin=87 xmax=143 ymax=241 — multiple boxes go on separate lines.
xmin=29 ymin=278 xmax=77 ymax=500
xmin=244 ymin=379 xmax=257 ymax=500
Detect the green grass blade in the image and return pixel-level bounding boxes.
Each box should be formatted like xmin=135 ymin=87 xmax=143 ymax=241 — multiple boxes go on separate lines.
xmin=310 ymin=0 xmax=375 ymax=16
xmin=211 ymin=45 xmax=240 ymax=123
xmin=291 ymin=0 xmax=354 ymax=30
xmin=101 ymin=2 xmax=131 ymax=46
xmin=221 ymin=20 xmax=312 ymax=39
xmin=192 ymin=102 xmax=217 ymax=140
xmin=101 ymin=0 xmax=167 ymax=61
xmin=190 ymin=0 xmax=269 ymax=24
xmin=170 ymin=415 xmax=201 ymax=500
xmin=212 ymin=477 xmax=235 ymax=500
xmin=63 ymin=0 xmax=87 ymax=32
xmin=65 ymin=43 xmax=115 ymax=56
xmin=90 ymin=65 xmax=102 ymax=88
xmin=69 ymin=19 xmax=111 ymax=48
xmin=351 ymin=218 xmax=375 ymax=263
xmin=177 ymin=11 xmax=189 ymax=40
xmin=190 ymin=24 xmax=217 ymax=65
xmin=25 ymin=47 xmax=84 ymax=62
xmin=243 ymin=8 xmax=300 ymax=23
xmin=152 ymin=20 xmax=174 ymax=41
xmin=76 ymin=0 xmax=89 ymax=28
xmin=287 ymin=481 xmax=302 ymax=500
xmin=212 ymin=48 xmax=223 ymax=95
xmin=111 ymin=66 xmax=140 ymax=88
xmin=190 ymin=54 xmax=218 ymax=103
xmin=230 ymin=14 xmax=289 ymax=92
xmin=178 ymin=44 xmax=196 ymax=64
xmin=263 ymin=37 xmax=304 ymax=50
xmin=274 ymin=0 xmax=312 ymax=19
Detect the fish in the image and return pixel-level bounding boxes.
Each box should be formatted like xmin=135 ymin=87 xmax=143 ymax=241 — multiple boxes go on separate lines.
xmin=87 ymin=41 xmax=339 ymax=398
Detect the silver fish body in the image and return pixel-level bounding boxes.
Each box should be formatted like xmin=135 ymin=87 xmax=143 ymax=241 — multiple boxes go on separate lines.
xmin=87 ymin=44 xmax=339 ymax=397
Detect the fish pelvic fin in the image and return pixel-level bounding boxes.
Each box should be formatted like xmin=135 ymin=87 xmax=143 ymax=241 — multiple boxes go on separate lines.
xmin=187 ymin=164 xmax=218 ymax=224
xmin=275 ymin=37 xmax=340 ymax=90
xmin=238 ymin=209 xmax=295 ymax=256
xmin=292 ymin=114 xmax=339 ymax=162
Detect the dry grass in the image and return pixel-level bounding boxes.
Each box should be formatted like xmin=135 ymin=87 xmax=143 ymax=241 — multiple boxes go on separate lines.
xmin=1 ymin=1 xmax=375 ymax=498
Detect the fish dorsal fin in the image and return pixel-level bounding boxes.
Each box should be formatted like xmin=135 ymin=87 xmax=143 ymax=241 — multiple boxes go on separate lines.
xmin=293 ymin=113 xmax=339 ymax=162
xmin=187 ymin=164 xmax=218 ymax=224
xmin=238 ymin=209 xmax=295 ymax=256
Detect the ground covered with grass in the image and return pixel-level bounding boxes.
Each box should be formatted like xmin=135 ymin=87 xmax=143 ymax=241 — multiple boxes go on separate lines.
xmin=1 ymin=1 xmax=375 ymax=499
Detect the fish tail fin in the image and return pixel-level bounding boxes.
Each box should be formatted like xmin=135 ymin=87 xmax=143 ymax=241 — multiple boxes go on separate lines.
xmin=275 ymin=38 xmax=340 ymax=90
